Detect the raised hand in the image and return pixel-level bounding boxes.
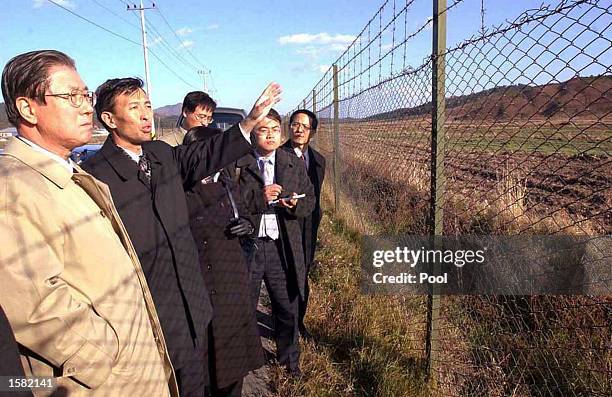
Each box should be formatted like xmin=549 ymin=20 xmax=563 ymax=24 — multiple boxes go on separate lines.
xmin=239 ymin=82 xmax=282 ymax=133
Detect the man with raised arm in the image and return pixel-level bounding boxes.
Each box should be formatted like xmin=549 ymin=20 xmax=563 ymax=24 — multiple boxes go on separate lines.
xmin=82 ymin=78 xmax=281 ymax=396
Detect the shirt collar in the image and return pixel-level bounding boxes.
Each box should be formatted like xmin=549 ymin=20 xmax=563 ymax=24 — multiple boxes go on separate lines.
xmin=118 ymin=145 xmax=143 ymax=163
xmin=17 ymin=136 xmax=75 ymax=173
xmin=255 ymin=149 xmax=276 ymax=165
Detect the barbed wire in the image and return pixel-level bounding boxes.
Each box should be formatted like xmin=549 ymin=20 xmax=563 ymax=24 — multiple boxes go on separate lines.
xmin=295 ymin=0 xmax=611 ymax=395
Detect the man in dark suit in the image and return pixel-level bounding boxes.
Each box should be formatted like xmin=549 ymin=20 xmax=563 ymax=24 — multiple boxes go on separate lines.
xmin=82 ymin=77 xmax=281 ymax=397
xmin=183 ymin=127 xmax=263 ymax=397
xmin=281 ymin=109 xmax=326 ymax=339
xmin=159 ymin=91 xmax=216 ymax=146
xmin=236 ymin=109 xmax=314 ymax=376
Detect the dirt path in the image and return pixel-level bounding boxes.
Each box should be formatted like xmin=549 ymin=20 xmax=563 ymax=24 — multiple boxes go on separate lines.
xmin=242 ymin=286 xmax=276 ymax=397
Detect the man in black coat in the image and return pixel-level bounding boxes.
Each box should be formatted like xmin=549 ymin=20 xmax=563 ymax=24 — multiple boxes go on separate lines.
xmin=183 ymin=127 xmax=264 ymax=397
xmin=82 ymin=77 xmax=281 ymax=397
xmin=281 ymin=109 xmax=326 ymax=339
xmin=236 ymin=109 xmax=314 ymax=376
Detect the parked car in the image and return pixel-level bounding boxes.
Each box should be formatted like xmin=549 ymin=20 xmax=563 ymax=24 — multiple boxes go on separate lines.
xmin=70 ymin=144 xmax=102 ymax=165
xmin=176 ymin=107 xmax=247 ymax=132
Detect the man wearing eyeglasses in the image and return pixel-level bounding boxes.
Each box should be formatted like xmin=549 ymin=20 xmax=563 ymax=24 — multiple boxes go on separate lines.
xmin=0 ymin=50 xmax=177 ymax=396
xmin=81 ymin=77 xmax=281 ymax=397
xmin=159 ymin=91 xmax=216 ymax=146
xmin=281 ymin=109 xmax=326 ymax=340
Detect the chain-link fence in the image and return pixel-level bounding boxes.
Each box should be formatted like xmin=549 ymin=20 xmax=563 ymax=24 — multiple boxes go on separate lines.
xmin=294 ymin=0 xmax=611 ymax=395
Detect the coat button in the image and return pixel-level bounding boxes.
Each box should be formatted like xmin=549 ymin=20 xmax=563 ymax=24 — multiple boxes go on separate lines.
xmin=203 ymin=241 xmax=208 ymax=246
xmin=207 ymin=265 xmax=212 ymax=271
xmin=210 ymin=289 xmax=217 ymax=296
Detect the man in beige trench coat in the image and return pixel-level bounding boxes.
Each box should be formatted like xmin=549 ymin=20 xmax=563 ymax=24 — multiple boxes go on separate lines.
xmin=0 ymin=50 xmax=178 ymax=396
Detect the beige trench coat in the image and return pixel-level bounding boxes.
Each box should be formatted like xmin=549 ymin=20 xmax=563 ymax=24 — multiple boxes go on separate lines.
xmin=0 ymin=137 xmax=179 ymax=397
xmin=157 ymin=128 xmax=186 ymax=147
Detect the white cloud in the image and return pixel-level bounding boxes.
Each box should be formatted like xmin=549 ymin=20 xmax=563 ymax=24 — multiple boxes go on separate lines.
xmin=178 ymin=40 xmax=195 ymax=49
xmin=34 ymin=0 xmax=75 ymax=8
xmin=316 ymin=65 xmax=330 ymax=73
xmin=206 ymin=24 xmax=219 ymax=30
xmin=278 ymin=32 xmax=355 ymax=46
xmin=176 ymin=27 xmax=193 ymax=36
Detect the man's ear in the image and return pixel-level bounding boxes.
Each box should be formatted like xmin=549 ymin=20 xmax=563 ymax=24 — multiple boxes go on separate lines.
xmin=15 ymin=97 xmax=37 ymax=125
xmin=182 ymin=110 xmax=188 ymax=119
xmin=100 ymin=111 xmax=116 ymax=129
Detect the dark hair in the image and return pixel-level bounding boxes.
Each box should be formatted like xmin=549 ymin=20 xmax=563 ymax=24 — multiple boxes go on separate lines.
xmin=1 ymin=50 xmax=76 ymax=127
xmin=95 ymin=77 xmax=144 ymax=131
xmin=289 ymin=109 xmax=318 ymax=133
xmin=265 ymin=108 xmax=282 ymax=125
xmin=183 ymin=126 xmax=222 ymax=145
xmin=182 ymin=91 xmax=217 ymax=114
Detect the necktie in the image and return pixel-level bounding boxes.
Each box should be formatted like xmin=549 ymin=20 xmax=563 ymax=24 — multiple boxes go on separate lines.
xmin=258 ymin=158 xmax=279 ymax=240
xmin=138 ymin=152 xmax=152 ymax=184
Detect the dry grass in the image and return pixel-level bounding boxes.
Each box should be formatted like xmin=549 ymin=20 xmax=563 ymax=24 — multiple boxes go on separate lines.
xmin=270 ymin=204 xmax=430 ymax=396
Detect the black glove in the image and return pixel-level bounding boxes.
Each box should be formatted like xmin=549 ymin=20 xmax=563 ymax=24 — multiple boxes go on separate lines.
xmin=228 ymin=217 xmax=255 ymax=237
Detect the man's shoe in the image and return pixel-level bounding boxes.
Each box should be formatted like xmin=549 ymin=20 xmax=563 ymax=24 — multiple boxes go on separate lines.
xmin=299 ymin=324 xmax=313 ymax=341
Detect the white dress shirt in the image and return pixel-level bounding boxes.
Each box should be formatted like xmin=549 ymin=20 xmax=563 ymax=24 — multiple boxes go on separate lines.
xmin=17 ymin=136 xmax=76 ymax=173
xmin=255 ymin=150 xmax=279 ymax=240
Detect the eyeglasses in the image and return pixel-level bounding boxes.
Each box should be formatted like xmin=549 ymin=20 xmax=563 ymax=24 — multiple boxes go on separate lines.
xmin=290 ymin=122 xmax=312 ymax=132
xmin=193 ymin=114 xmax=214 ymax=123
xmin=255 ymin=128 xmax=281 ymax=136
xmin=45 ymin=90 xmax=95 ymax=108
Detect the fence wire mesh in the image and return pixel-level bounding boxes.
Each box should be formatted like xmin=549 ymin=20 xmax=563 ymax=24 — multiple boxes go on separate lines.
xmin=294 ymin=0 xmax=611 ymax=395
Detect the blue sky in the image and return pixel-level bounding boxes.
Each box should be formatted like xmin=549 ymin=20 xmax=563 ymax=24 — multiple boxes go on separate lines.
xmin=0 ymin=0 xmax=588 ymax=113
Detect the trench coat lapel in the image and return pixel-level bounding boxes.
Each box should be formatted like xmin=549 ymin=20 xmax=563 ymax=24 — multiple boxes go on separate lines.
xmin=237 ymin=153 xmax=263 ymax=185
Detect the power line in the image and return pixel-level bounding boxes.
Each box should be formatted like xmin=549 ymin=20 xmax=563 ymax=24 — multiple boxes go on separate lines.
xmin=145 ymin=19 xmax=199 ymax=72
xmin=148 ymin=49 xmax=199 ymax=90
xmin=47 ymin=0 xmax=141 ymax=46
xmin=154 ymin=6 xmax=208 ymax=70
xmin=91 ymin=0 xmax=140 ymax=30
xmin=45 ymin=0 xmax=199 ymax=90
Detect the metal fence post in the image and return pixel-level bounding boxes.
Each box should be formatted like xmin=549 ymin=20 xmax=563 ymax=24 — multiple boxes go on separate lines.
xmin=426 ymin=0 xmax=446 ymax=384
xmin=312 ymin=89 xmax=316 ymax=113
xmin=333 ymin=64 xmax=340 ymax=213
xmin=311 ymin=89 xmax=317 ymax=148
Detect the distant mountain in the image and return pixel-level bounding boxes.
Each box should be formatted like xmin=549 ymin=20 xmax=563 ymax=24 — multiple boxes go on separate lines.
xmin=367 ymin=74 xmax=612 ymax=121
xmin=155 ymin=103 xmax=182 ymax=117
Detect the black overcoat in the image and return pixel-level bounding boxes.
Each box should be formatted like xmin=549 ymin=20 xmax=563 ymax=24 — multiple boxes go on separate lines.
xmin=281 ymin=141 xmax=326 ymax=265
xmin=235 ymin=149 xmax=315 ymax=300
xmin=185 ymin=170 xmax=264 ymax=387
xmin=82 ymin=125 xmax=251 ymax=366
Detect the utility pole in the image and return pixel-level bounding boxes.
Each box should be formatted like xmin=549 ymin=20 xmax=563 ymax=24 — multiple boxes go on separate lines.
xmin=198 ymin=69 xmax=209 ymax=93
xmin=128 ymin=1 xmax=156 ymax=136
